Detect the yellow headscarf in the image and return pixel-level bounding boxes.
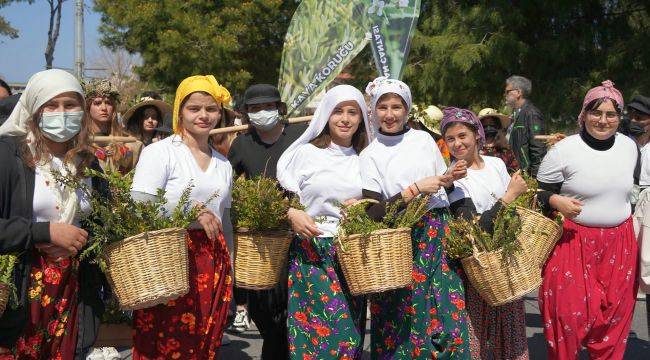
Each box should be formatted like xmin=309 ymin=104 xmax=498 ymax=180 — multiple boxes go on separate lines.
xmin=172 ymin=75 xmax=232 ymax=134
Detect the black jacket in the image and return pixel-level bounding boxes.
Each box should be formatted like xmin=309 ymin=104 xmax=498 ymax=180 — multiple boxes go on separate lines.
xmin=0 ymin=136 xmax=109 ymax=356
xmin=508 ymin=100 xmax=547 ymax=177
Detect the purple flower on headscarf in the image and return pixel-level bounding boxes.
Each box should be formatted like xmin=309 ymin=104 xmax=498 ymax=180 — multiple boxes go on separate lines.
xmin=440 ymin=107 xmax=486 ymax=149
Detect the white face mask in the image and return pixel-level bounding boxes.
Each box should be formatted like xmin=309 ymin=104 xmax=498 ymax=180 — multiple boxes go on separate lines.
xmin=39 ymin=111 xmax=84 ymax=143
xmin=248 ymin=109 xmax=280 ymax=131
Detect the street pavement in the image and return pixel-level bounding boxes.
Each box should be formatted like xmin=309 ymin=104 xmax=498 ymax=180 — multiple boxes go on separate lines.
xmin=219 ymin=292 xmax=649 ymax=360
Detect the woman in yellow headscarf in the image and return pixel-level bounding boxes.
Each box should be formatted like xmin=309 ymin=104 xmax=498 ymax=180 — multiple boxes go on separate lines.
xmin=129 ymin=75 xmax=234 ymax=359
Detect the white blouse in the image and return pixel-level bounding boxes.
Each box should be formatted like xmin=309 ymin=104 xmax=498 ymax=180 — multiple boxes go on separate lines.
xmin=290 ymin=143 xmax=363 ymax=237
xmin=360 ymin=128 xmax=449 ymax=209
xmin=33 ymin=157 xmax=91 ymax=226
xmin=537 ymin=133 xmax=637 ymax=227
xmin=131 ymin=135 xmax=233 ymax=219
xmin=448 ymin=156 xmax=510 ymax=214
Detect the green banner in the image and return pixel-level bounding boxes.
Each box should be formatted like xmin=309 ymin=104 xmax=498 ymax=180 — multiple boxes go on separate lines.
xmin=279 ymin=0 xmax=371 ymax=116
xmin=368 ymin=0 xmax=421 ymax=80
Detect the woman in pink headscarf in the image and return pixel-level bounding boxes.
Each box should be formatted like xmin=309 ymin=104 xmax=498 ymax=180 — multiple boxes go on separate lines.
xmin=536 ymin=80 xmax=639 ymax=359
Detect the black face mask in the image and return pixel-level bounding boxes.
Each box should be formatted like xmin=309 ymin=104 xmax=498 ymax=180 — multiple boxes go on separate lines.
xmin=484 ymin=125 xmax=499 ymax=139
xmin=629 ymin=120 xmax=646 ymax=136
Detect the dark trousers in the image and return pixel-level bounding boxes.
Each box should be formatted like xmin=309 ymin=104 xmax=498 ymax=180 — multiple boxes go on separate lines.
xmin=234 ymin=271 xmax=289 ymax=360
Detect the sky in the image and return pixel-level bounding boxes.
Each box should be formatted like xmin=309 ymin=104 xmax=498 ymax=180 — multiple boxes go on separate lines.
xmin=0 ymin=0 xmax=104 ymax=84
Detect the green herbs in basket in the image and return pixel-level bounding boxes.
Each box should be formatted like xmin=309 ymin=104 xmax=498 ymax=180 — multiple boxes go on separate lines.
xmin=0 ymin=254 xmax=19 ymax=309
xmin=338 ymin=195 xmax=431 ymax=238
xmin=231 ymin=176 xmax=301 ymax=232
xmin=53 ymin=168 xmax=215 ymax=270
xmin=445 ymin=201 xmax=525 ymax=262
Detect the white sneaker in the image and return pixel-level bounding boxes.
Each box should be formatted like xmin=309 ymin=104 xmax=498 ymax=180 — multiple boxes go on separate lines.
xmin=221 ymin=334 xmax=231 ymax=346
xmin=86 ymin=347 xmax=120 ymax=360
xmin=231 ymin=309 xmax=250 ymax=333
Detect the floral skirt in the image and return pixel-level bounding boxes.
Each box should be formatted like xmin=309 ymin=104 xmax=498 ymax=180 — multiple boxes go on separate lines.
xmin=540 ymin=217 xmax=638 ymax=360
xmin=287 ymin=236 xmax=367 ymax=360
xmin=132 ymin=230 xmax=232 ymax=360
xmin=14 ymin=254 xmax=80 ymax=360
xmin=462 ymin=276 xmax=528 ymax=359
xmin=370 ymin=209 xmax=470 ymax=359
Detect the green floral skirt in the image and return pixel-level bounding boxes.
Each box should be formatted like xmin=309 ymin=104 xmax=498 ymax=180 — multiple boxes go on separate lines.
xmin=370 ymin=209 xmax=470 ymax=359
xmin=287 ymin=236 xmax=367 ymax=360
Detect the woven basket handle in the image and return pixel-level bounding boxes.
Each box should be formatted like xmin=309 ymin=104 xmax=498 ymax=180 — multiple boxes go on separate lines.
xmin=468 ymin=234 xmax=488 ymax=269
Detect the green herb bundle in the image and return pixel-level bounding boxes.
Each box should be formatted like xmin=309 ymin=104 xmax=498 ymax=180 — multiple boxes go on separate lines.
xmin=445 ymin=203 xmax=524 ymax=262
xmin=0 ymin=254 xmax=19 ymax=308
xmin=338 ymin=195 xmax=431 ymax=239
xmin=231 ymin=176 xmax=300 ymax=232
xmin=53 ymin=168 xmax=214 ymax=270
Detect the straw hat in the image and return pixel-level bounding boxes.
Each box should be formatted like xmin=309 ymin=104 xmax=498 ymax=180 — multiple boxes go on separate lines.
xmin=412 ymin=104 xmax=443 ymax=135
xmin=123 ymin=96 xmax=172 ymax=130
xmin=478 ymin=108 xmax=510 ymax=129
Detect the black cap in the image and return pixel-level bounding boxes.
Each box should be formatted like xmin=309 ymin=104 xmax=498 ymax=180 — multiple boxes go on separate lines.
xmin=243 ymin=84 xmax=281 ymax=106
xmin=628 ymin=95 xmax=650 ymax=116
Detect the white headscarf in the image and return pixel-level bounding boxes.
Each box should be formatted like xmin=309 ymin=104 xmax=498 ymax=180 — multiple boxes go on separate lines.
xmin=0 ymin=69 xmax=85 ymax=224
xmin=277 ymin=85 xmax=372 ymax=193
xmin=365 ymin=76 xmax=413 ymax=127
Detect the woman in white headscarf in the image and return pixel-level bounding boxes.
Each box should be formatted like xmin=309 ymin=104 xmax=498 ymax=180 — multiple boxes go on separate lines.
xmin=277 ymin=85 xmax=371 ymax=359
xmin=359 ymin=77 xmax=470 ymax=359
xmin=0 ymin=69 xmax=104 ymax=359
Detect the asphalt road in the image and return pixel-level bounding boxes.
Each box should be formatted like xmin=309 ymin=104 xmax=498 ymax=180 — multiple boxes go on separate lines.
xmin=219 ymin=292 xmax=649 ymax=360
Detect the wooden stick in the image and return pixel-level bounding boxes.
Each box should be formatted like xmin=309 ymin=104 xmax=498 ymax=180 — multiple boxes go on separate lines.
xmin=533 ymin=135 xmax=558 ymax=141
xmin=209 ymin=115 xmax=313 ymax=135
xmin=91 ymin=115 xmax=314 ymax=143
xmin=92 ymin=135 xmax=139 ymax=144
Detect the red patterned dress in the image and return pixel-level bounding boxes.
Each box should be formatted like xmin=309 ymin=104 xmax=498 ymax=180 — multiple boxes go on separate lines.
xmin=13 ymin=255 xmax=79 ymax=359
xmin=132 ymin=230 xmax=232 ymax=360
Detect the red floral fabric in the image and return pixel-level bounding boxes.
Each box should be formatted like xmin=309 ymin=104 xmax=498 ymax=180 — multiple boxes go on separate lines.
xmin=540 ymin=217 xmax=639 ymax=359
xmin=13 ymin=253 xmax=79 ymax=360
xmin=132 ymin=230 xmax=232 ymax=360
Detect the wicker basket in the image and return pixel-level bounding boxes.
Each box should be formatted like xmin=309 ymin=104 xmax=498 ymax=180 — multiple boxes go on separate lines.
xmin=104 ymin=227 xmax=189 ymax=310
xmin=461 ymin=207 xmax=562 ymax=306
xmin=336 ymin=227 xmax=413 ymax=296
xmin=234 ymin=230 xmax=293 ymax=290
xmin=0 ymin=283 xmax=8 ymax=317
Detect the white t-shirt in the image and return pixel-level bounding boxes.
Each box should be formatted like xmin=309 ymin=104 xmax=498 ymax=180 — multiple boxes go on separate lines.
xmin=131 ymin=135 xmax=233 ymax=219
xmin=360 ymin=128 xmax=449 ymax=209
xmin=640 ymin=142 xmax=650 ymax=186
xmin=537 ymin=133 xmax=637 ymax=227
xmin=448 ymin=156 xmax=510 ymax=214
xmin=290 ymin=143 xmax=363 ymax=237
xmin=33 ymin=157 xmax=91 ymax=226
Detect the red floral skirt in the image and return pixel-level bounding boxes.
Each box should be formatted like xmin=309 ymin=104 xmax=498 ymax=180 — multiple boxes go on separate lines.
xmin=14 ymin=253 xmax=80 ymax=360
xmin=132 ymin=230 xmax=232 ymax=360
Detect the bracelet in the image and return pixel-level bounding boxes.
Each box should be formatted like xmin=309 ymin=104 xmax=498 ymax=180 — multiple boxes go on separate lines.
xmin=413 ymin=182 xmax=421 ymax=194
xmin=407 ymin=185 xmax=416 ymax=197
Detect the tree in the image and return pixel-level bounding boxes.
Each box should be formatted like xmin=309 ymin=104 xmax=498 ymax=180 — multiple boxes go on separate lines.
xmin=405 ymin=0 xmax=650 ymax=130
xmin=0 ymin=0 xmax=33 ymax=40
xmin=94 ymin=0 xmax=300 ymax=97
xmin=88 ymin=47 xmax=151 ymax=112
xmin=44 ymin=0 xmax=64 ymax=69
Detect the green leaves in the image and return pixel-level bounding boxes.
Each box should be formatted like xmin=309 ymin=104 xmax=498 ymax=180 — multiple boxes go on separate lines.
xmin=52 ymin=169 xmax=213 ymax=271
xmin=94 ymin=0 xmax=300 ymax=94
xmin=0 ymin=254 xmax=19 ymax=308
xmin=338 ymin=195 xmax=431 ymax=239
xmin=231 ymin=176 xmax=297 ymax=231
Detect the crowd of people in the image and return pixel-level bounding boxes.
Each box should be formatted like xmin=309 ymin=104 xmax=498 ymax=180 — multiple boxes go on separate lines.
xmin=0 ymin=68 xmax=648 ymax=360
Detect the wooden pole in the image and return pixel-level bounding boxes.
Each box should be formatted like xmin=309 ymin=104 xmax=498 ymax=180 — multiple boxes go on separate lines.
xmin=91 ymin=115 xmax=314 ymax=143
xmin=209 ymin=115 xmax=313 ymax=135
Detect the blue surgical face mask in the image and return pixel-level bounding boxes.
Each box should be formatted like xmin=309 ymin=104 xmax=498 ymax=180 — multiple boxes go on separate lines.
xmin=248 ymin=109 xmax=280 ymax=131
xmin=39 ymin=111 xmax=84 ymax=143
